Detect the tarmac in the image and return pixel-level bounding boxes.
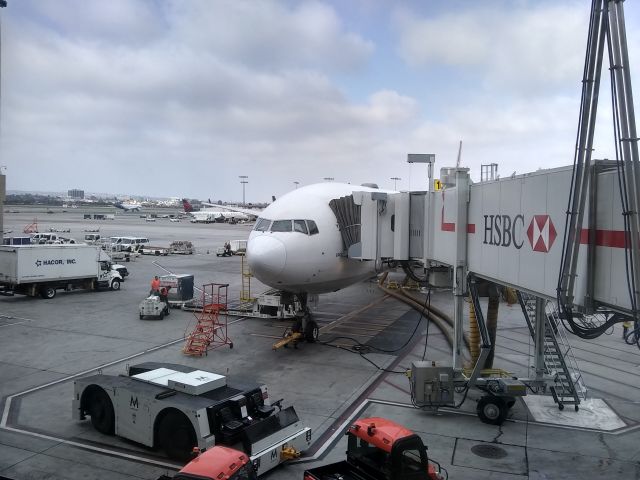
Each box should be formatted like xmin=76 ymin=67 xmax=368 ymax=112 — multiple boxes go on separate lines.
xmin=1 ymin=208 xmax=640 ymax=479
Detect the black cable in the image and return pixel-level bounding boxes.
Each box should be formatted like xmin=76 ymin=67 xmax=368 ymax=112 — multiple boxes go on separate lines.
xmin=317 ymin=338 xmax=407 ymax=374
xmin=318 ymin=289 xmax=431 ymax=372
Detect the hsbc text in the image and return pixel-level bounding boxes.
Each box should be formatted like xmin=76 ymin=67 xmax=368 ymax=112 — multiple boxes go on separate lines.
xmin=483 ymin=214 xmax=525 ymax=249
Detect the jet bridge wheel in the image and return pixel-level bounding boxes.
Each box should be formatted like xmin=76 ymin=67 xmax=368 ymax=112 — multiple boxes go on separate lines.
xmin=158 ymin=411 xmax=197 ymax=461
xmin=87 ymin=388 xmax=115 ymax=435
xmin=477 ymin=396 xmax=509 ymax=425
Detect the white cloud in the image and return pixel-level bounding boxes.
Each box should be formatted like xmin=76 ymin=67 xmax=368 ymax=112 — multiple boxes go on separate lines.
xmin=394 ymin=3 xmax=589 ymax=95
xmin=1 ymin=0 xmax=639 ymax=201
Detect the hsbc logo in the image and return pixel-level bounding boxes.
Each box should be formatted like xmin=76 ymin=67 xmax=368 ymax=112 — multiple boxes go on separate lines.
xmin=483 ymin=214 xmax=557 ymax=253
xmin=527 ymin=215 xmax=557 ymax=252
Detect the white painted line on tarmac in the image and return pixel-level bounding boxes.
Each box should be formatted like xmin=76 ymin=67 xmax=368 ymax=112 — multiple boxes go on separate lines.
xmin=0 ymin=321 xmax=27 ymax=328
xmin=1 ymin=424 xmax=180 ymax=469
xmin=0 ymin=316 xmax=253 ymax=465
xmin=1 ymin=336 xmax=185 ymax=428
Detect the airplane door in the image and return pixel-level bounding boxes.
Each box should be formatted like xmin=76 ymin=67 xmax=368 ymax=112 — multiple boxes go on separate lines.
xmin=114 ymin=387 xmax=152 ymax=446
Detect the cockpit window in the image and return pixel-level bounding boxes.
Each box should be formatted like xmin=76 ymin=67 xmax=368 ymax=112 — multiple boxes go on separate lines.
xmin=307 ymin=220 xmax=319 ymax=235
xmin=254 ymin=218 xmax=271 ymax=232
xmin=271 ymin=220 xmax=292 ymax=232
xmin=294 ymin=220 xmax=308 ymax=234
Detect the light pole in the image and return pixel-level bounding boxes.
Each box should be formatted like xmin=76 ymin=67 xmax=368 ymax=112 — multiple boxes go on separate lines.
xmin=293 ymin=181 xmax=299 ymax=189
xmin=390 ymin=176 xmax=401 ymax=190
xmin=239 ymin=175 xmax=248 ymax=206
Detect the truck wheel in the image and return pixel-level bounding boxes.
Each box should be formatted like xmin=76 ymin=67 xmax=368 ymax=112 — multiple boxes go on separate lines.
xmin=110 ymin=280 xmax=121 ymax=291
xmin=40 ymin=287 xmax=56 ymax=299
xmin=159 ymin=311 xmax=165 ymax=320
xmin=88 ymin=388 xmax=115 ymax=435
xmin=477 ymin=396 xmax=508 ymax=425
xmin=158 ymin=412 xmax=196 ymax=461
xmin=139 ymin=314 xmax=144 ymax=320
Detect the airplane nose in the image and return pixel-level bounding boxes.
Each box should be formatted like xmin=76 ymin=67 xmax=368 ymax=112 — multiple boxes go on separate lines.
xmin=247 ymin=235 xmax=287 ymax=279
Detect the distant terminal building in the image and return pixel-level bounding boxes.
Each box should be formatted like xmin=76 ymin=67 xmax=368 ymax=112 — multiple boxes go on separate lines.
xmin=68 ymin=189 xmax=84 ymax=199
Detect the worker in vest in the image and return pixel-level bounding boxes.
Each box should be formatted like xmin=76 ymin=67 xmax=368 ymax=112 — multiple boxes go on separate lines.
xmin=150 ymin=275 xmax=160 ymax=295
xmin=159 ymin=286 xmax=171 ymax=309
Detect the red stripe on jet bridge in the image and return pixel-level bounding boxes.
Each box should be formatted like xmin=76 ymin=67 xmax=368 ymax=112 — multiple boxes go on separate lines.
xmin=440 ymin=198 xmax=476 ymax=232
xmin=579 ymin=229 xmax=627 ymax=248
xmin=439 ymin=222 xmax=476 ymax=233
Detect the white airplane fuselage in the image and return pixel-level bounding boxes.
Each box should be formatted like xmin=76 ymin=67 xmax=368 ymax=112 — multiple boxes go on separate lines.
xmin=190 ymin=209 xmax=249 ymax=223
xmin=247 ymin=183 xmax=389 ymax=294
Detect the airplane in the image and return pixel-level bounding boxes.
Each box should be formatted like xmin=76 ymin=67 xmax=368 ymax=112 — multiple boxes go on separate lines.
xmin=246 ymin=182 xmax=395 ymax=339
xmin=182 ymin=199 xmax=250 ymax=224
xmin=114 ymin=202 xmax=141 ymax=212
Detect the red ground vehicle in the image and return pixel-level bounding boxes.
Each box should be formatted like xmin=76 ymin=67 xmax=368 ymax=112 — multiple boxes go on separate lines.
xmin=304 ymin=417 xmax=445 ymax=480
xmin=159 ymin=446 xmax=257 ymax=480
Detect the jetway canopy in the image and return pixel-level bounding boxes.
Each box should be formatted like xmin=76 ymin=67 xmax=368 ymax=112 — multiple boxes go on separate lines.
xmin=339 ymin=162 xmax=633 ymax=315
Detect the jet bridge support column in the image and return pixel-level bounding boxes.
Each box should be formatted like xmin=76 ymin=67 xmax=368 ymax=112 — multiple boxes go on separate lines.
xmin=453 ymin=169 xmax=470 ymax=371
xmin=0 ymin=173 xmax=4 ymax=245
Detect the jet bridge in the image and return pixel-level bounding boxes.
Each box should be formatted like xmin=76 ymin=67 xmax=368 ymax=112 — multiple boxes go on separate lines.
xmin=328 ymin=0 xmax=639 ymax=422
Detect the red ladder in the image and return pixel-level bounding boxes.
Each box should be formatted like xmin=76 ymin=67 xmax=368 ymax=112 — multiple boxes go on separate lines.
xmin=183 ymin=283 xmax=233 ymax=356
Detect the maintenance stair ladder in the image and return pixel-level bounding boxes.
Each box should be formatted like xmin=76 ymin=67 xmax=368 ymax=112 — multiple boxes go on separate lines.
xmin=517 ymin=291 xmax=587 ymax=410
xmin=183 ymin=283 xmax=232 ymax=356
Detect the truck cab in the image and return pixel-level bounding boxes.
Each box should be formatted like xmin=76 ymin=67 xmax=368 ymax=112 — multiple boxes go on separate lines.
xmin=304 ymin=417 xmax=443 ymax=480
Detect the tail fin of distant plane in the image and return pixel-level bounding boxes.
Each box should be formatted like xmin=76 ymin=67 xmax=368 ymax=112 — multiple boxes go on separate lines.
xmin=182 ymin=199 xmax=194 ymax=213
xmin=272 ymin=195 xmax=276 ymax=202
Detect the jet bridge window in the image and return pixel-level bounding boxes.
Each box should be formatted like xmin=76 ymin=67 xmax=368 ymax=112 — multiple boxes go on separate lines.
xmin=271 ymin=220 xmax=292 ymax=232
xmin=307 ymin=220 xmax=319 ymax=235
xmin=294 ymin=220 xmax=308 ymax=234
xmin=254 ymin=218 xmax=271 ymax=232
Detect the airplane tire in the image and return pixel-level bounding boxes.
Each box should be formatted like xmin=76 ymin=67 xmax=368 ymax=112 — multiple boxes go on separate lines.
xmin=158 ymin=411 xmax=196 ymax=461
xmin=88 ymin=388 xmax=115 ymax=435
xmin=305 ymin=320 xmax=319 ymax=343
xmin=477 ymin=396 xmax=508 ymax=425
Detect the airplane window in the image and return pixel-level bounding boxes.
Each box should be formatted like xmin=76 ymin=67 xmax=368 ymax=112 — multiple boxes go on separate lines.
xmin=307 ymin=220 xmax=319 ymax=235
xmin=271 ymin=220 xmax=292 ymax=232
xmin=294 ymin=220 xmax=308 ymax=234
xmin=254 ymin=218 xmax=271 ymax=232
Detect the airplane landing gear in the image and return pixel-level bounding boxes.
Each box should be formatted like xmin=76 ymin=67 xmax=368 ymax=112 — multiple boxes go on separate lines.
xmin=273 ymin=293 xmax=319 ymax=349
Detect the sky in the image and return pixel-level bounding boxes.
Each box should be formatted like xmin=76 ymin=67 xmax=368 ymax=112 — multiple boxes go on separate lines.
xmin=1 ymin=0 xmax=639 ymax=203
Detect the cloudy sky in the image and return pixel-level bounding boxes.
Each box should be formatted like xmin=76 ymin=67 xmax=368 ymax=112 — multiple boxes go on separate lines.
xmin=1 ymin=0 xmax=639 ymax=202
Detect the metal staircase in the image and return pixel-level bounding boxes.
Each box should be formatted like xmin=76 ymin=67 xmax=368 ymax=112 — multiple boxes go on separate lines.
xmin=517 ymin=291 xmax=587 ymax=410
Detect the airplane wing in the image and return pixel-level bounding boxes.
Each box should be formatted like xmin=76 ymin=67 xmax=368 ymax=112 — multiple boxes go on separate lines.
xmin=201 ymin=203 xmax=262 ymax=217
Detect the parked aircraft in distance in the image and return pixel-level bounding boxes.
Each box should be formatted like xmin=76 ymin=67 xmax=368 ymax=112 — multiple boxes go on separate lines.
xmin=182 ymin=199 xmax=249 ymax=223
xmin=114 ymin=202 xmax=141 ymax=212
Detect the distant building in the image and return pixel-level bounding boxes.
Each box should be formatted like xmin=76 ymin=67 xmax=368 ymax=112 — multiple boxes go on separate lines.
xmin=68 ymin=189 xmax=84 ymax=199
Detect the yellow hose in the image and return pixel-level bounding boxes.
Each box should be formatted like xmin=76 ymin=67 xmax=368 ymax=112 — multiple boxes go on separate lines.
xmin=468 ymin=298 xmax=480 ymax=366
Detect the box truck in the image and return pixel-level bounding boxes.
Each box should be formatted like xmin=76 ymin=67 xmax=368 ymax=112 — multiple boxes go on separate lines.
xmin=0 ymin=244 xmax=122 ymax=299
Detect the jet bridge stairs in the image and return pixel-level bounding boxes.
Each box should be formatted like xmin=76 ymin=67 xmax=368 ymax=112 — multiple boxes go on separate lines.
xmin=518 ymin=291 xmax=587 ymax=410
